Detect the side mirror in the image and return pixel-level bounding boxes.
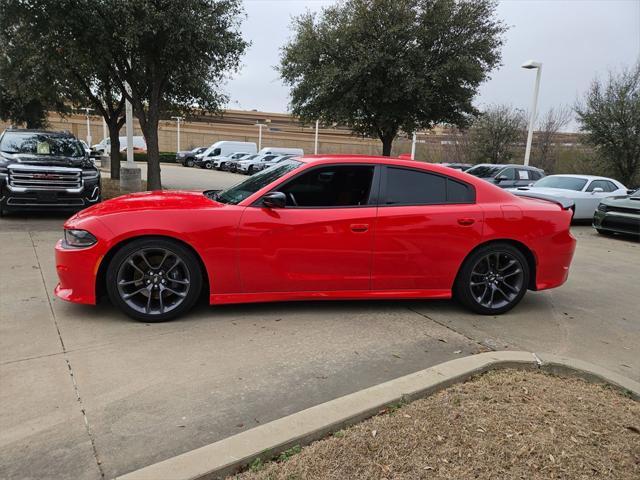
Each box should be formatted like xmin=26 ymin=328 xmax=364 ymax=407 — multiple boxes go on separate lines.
xmin=495 ymin=175 xmax=508 ymax=182
xmin=528 ymin=182 xmax=534 ymax=187
xmin=627 ymin=189 xmax=635 ymax=195
xmin=262 ymin=191 xmax=286 ymax=209
xmin=591 ymin=187 xmax=604 ymax=194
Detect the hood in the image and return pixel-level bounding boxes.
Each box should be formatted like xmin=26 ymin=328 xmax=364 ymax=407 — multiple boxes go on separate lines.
xmin=73 ymin=190 xmax=220 ymax=219
xmin=601 ymin=195 xmax=640 ymax=209
xmin=0 ymin=152 xmax=90 ymax=168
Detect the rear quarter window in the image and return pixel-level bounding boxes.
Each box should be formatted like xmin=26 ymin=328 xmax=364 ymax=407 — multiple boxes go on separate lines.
xmin=383 ymin=167 xmax=475 ymax=205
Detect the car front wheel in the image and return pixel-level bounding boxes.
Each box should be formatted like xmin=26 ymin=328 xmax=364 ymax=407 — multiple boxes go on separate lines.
xmin=106 ymin=238 xmax=203 ymax=322
xmin=454 ymin=243 xmax=529 ymax=315
xmin=186 ymin=159 xmax=194 ymax=167
xmin=204 ymin=161 xmax=213 ymax=169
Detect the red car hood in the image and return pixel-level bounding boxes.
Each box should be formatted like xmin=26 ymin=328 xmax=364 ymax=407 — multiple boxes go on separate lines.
xmin=73 ymin=190 xmax=219 ymax=219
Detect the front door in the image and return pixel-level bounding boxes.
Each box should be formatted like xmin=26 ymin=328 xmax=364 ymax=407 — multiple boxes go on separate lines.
xmin=237 ymin=164 xmax=378 ymax=293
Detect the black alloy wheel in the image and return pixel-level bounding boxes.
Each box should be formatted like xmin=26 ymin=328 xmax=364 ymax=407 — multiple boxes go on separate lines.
xmin=454 ymin=243 xmax=529 ymax=315
xmin=106 ymin=238 xmax=202 ymax=322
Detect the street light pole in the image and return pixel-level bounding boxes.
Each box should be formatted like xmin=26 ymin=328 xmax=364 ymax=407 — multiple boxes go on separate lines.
xmin=314 ymin=120 xmax=319 ymax=154
xmin=171 ymin=116 xmax=183 ymax=153
xmin=125 ymin=84 xmax=134 ymax=165
xmin=522 ymin=60 xmax=542 ymax=166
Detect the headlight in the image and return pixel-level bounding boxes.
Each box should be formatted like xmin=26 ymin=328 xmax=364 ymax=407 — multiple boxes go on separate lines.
xmin=64 ymin=229 xmax=97 ymax=248
xmin=597 ymin=203 xmax=608 ymax=212
xmin=82 ymin=169 xmax=100 ymax=180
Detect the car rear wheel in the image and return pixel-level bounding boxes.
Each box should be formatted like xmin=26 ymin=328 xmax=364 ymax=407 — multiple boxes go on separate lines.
xmin=248 ymin=165 xmax=254 ymax=175
xmin=204 ymin=161 xmax=213 ymax=169
xmin=106 ymin=238 xmax=202 ymax=322
xmin=454 ymin=243 xmax=529 ymax=315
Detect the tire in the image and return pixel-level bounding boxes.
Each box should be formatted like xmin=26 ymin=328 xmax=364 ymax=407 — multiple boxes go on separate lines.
xmin=454 ymin=242 xmax=529 ymax=315
xmin=596 ymin=228 xmax=613 ymax=236
xmin=105 ymin=237 xmax=203 ymax=322
xmin=204 ymin=161 xmax=213 ymax=169
xmin=248 ymin=166 xmax=254 ymax=175
xmin=186 ymin=159 xmax=194 ymax=167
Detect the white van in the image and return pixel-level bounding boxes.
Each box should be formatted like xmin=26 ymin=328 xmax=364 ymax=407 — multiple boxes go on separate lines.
xmin=257 ymin=147 xmax=304 ymax=156
xmin=92 ymin=136 xmax=147 ymax=154
xmin=198 ymin=141 xmax=257 ymax=160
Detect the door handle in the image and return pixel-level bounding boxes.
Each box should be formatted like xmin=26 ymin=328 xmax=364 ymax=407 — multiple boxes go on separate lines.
xmin=350 ymin=223 xmax=369 ymax=233
xmin=457 ymin=218 xmax=475 ymax=226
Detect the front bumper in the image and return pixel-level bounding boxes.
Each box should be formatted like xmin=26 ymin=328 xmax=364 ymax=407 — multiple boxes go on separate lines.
xmin=54 ymin=239 xmax=103 ymax=305
xmin=593 ymin=209 xmax=640 ymax=236
xmin=1 ymin=171 xmax=100 ymax=211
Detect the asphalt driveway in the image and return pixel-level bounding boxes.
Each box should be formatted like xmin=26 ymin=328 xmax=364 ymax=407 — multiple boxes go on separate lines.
xmin=1 ymin=165 xmax=638 ymax=479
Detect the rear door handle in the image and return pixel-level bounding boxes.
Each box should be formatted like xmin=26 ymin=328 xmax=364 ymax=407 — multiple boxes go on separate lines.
xmin=457 ymin=218 xmax=475 ymax=226
xmin=350 ymin=223 xmax=369 ymax=233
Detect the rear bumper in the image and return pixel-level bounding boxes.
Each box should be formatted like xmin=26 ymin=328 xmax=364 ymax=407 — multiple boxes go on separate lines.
xmin=533 ymin=229 xmax=577 ymax=291
xmin=54 ymin=239 xmax=101 ymax=305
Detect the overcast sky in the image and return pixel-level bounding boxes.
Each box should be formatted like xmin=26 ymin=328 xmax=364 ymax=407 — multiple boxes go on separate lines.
xmin=225 ymin=0 xmax=640 ymax=131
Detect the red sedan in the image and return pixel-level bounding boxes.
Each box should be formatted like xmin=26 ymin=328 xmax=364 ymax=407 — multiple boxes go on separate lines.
xmin=55 ymin=156 xmax=576 ymax=322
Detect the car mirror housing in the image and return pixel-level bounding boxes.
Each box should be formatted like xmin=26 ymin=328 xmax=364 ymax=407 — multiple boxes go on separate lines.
xmin=263 ymin=191 xmax=286 ymax=209
xmin=591 ymin=187 xmax=604 ymax=194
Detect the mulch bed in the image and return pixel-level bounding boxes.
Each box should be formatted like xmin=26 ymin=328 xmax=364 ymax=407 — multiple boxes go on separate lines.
xmin=235 ymin=369 xmax=640 ymax=479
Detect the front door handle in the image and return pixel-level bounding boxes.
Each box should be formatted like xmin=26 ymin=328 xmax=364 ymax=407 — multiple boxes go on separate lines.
xmin=457 ymin=218 xmax=475 ymax=226
xmin=350 ymin=223 xmax=369 ymax=233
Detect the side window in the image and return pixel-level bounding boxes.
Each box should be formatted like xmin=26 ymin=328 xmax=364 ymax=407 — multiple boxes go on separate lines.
xmin=447 ymin=178 xmax=475 ymax=203
xmin=498 ymin=168 xmax=516 ymax=180
xmin=603 ymin=181 xmax=617 ymax=192
xmin=516 ymin=169 xmax=531 ymax=180
xmin=212 ymin=148 xmax=221 ymax=156
xmin=586 ymin=180 xmax=609 ymax=192
xmin=280 ymin=165 xmax=374 ymax=207
xmin=385 ymin=168 xmax=446 ymax=205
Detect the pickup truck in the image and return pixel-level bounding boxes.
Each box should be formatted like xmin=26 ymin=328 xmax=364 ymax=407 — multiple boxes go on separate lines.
xmin=0 ymin=129 xmax=101 ymax=216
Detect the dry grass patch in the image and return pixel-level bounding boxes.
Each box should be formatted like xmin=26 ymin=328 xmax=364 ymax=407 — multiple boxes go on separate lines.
xmin=235 ymin=369 xmax=640 ymax=480
xmin=101 ymin=178 xmax=148 ymax=200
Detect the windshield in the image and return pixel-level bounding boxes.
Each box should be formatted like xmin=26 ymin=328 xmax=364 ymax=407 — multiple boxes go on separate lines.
xmin=466 ymin=165 xmax=505 ymax=178
xmin=631 ymin=189 xmax=640 ymax=199
xmin=533 ymin=176 xmax=588 ymax=191
xmin=213 ymin=159 xmax=302 ymax=205
xmin=0 ymin=132 xmax=84 ymax=157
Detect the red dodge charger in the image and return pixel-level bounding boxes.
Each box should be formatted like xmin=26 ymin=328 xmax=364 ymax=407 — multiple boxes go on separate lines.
xmin=55 ymin=156 xmax=576 ymax=322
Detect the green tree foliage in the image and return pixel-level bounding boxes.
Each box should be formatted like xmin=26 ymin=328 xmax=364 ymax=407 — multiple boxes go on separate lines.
xmin=280 ymin=0 xmax=507 ymax=156
xmin=468 ymin=104 xmax=526 ymax=164
xmin=95 ymin=0 xmax=248 ymax=189
xmin=575 ymin=64 xmax=640 ymax=186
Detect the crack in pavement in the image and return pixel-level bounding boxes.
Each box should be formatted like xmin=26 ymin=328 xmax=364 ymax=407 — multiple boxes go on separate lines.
xmin=406 ymin=305 xmax=494 ymax=351
xmin=28 ymin=232 xmax=105 ymax=479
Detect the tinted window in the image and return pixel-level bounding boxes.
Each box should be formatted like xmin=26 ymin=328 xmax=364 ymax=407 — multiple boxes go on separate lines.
xmin=533 ymin=176 xmax=588 ymax=191
xmin=384 ymin=168 xmax=446 ymax=205
xmin=466 ymin=165 xmax=505 ymax=178
xmin=280 ymin=165 xmax=374 ymax=207
xmin=447 ymin=178 xmax=474 ymax=203
xmin=498 ymin=168 xmax=516 ymax=180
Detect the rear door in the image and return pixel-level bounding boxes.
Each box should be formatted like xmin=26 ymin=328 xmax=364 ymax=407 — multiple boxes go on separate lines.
xmin=372 ymin=167 xmax=483 ymax=292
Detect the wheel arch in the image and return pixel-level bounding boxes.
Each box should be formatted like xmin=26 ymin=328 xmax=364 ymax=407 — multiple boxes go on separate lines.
xmin=95 ymin=234 xmax=210 ymax=302
xmin=455 ymin=239 xmax=537 ymax=291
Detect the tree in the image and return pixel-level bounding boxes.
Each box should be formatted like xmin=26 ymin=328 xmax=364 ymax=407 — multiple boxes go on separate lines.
xmin=468 ymin=104 xmax=526 ymax=163
xmin=575 ymin=64 xmax=640 ymax=186
xmin=280 ymin=0 xmax=507 ymax=156
xmin=95 ymin=0 xmax=248 ymax=189
xmin=531 ymin=106 xmax=572 ymax=173
xmin=0 ymin=0 xmax=128 ymax=179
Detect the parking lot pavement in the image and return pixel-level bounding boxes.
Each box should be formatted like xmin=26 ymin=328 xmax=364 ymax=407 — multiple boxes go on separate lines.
xmin=1 ymin=170 xmax=639 ymax=479
xmin=134 ymin=162 xmax=243 ymax=191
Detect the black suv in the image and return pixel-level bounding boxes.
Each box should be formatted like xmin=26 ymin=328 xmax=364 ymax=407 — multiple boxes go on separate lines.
xmin=0 ymin=129 xmax=101 ymax=215
xmin=465 ymin=163 xmax=545 ymax=188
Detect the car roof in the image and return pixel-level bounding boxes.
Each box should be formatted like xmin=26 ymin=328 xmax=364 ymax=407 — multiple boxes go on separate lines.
xmin=542 ymin=174 xmax=620 ymax=182
xmin=469 ymin=163 xmax=543 ymax=171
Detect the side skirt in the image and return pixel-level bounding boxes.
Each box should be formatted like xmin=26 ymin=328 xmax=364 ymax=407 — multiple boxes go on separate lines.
xmin=211 ymin=289 xmax=452 ymax=305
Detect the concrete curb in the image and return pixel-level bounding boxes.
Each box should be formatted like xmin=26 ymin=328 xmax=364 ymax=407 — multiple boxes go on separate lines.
xmin=116 ymin=351 xmax=639 ymax=480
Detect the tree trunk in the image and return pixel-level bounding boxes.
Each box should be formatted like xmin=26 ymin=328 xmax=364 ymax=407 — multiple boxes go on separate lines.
xmin=108 ymin=122 xmax=121 ymax=180
xmin=381 ymin=135 xmax=394 ymax=157
xmin=143 ymin=117 xmax=162 ymax=190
